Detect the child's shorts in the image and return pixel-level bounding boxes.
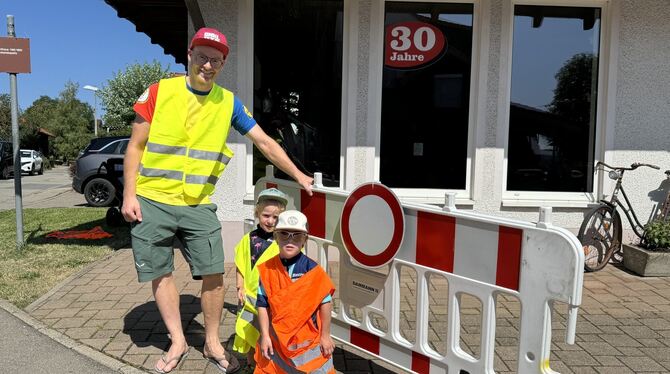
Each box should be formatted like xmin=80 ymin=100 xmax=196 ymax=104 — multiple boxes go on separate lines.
xmin=130 ymin=196 xmax=225 ymax=283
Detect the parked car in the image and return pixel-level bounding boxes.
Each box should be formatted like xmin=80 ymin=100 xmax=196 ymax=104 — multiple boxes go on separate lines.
xmin=72 ymin=136 xmax=129 ymax=207
xmin=20 ymin=149 xmax=44 ymax=175
xmin=0 ymin=141 xmax=12 ymax=179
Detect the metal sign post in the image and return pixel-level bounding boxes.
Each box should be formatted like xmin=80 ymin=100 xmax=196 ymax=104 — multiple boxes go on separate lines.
xmin=2 ymin=15 xmax=31 ymax=250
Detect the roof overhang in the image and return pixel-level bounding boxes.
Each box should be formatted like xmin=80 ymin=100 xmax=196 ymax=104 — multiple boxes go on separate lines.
xmin=104 ymin=0 xmax=188 ymax=67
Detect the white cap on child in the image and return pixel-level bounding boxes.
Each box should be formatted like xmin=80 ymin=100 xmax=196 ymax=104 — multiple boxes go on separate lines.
xmin=275 ymin=210 xmax=308 ymax=233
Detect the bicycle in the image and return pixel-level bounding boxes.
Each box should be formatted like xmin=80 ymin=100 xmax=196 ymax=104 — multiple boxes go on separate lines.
xmin=658 ymin=169 xmax=670 ymax=221
xmin=578 ymin=161 xmax=661 ymax=272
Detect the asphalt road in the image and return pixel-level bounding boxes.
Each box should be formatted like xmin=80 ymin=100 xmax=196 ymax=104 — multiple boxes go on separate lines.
xmin=0 ymin=165 xmax=87 ymax=211
xmin=0 ymin=306 xmax=120 ymax=374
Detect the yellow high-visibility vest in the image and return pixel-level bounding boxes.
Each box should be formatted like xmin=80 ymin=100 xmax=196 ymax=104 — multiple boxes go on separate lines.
xmin=233 ymin=235 xmax=279 ymax=354
xmin=136 ymin=77 xmax=234 ymax=204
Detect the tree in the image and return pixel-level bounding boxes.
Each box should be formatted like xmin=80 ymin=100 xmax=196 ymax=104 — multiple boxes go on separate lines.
xmin=99 ymin=61 xmax=172 ymax=131
xmin=48 ymin=82 xmax=94 ymax=162
xmin=548 ymin=53 xmax=598 ymax=124
xmin=0 ymin=94 xmax=11 ymax=141
xmin=20 ymin=96 xmax=58 ymax=151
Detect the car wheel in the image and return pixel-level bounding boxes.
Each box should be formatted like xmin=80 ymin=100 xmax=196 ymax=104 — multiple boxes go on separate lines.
xmin=83 ymin=178 xmax=116 ymax=207
xmin=29 ymin=163 xmax=34 ymax=176
xmin=38 ymin=164 xmax=44 ymax=175
xmin=1 ymin=166 xmax=9 ymax=179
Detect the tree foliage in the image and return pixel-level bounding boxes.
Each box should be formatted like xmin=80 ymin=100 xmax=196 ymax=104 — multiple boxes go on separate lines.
xmin=99 ymin=61 xmax=171 ymax=131
xmin=0 ymin=94 xmax=12 ymax=141
xmin=48 ymin=82 xmax=94 ymax=161
xmin=548 ymin=53 xmax=598 ymax=124
xmin=20 ymin=96 xmax=58 ymax=150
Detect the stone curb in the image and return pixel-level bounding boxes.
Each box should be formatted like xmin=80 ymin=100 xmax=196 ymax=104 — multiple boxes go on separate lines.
xmin=0 ymin=299 xmax=147 ymax=374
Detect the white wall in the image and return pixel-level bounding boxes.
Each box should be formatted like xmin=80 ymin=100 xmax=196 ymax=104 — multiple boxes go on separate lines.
xmin=197 ymin=0 xmax=670 ymax=248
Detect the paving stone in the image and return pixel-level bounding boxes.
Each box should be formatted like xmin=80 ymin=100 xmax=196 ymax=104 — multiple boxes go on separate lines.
xmin=554 ymin=350 xmax=600 ymax=366
xmin=25 ymin=250 xmax=670 ymax=374
xmin=65 ymin=327 xmax=98 ymax=339
xmin=593 ymin=355 xmax=623 ymax=366
xmin=594 ymin=366 xmax=635 ymax=373
xmin=619 ymin=356 xmax=667 ymax=371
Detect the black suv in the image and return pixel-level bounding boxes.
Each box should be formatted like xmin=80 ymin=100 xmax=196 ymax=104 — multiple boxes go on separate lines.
xmin=0 ymin=141 xmax=13 ymax=179
xmin=72 ymin=136 xmax=129 ymax=207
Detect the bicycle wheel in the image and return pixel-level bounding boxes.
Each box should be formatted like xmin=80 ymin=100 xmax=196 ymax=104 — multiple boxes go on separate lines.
xmin=578 ymin=205 xmax=621 ymax=272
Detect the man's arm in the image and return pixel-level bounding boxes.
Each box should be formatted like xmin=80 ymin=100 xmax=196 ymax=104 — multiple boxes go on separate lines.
xmin=245 ymin=125 xmax=313 ymax=195
xmin=121 ymin=115 xmax=150 ymax=222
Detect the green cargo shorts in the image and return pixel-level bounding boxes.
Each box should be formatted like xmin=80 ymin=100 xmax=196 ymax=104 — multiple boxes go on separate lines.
xmin=130 ymin=196 xmax=225 ymax=283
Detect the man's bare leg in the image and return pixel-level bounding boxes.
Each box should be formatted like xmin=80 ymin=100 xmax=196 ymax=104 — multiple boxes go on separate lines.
xmin=153 ymin=273 xmax=188 ymax=372
xmin=201 ymin=273 xmax=235 ymax=368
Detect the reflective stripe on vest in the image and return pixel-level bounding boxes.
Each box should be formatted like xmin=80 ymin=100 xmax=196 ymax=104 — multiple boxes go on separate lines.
xmin=263 ymin=324 xmax=334 ymax=374
xmin=135 ymin=76 xmax=235 ymax=200
xmin=239 ymin=309 xmax=260 ymax=331
xmin=146 ymin=142 xmax=187 ymax=156
xmin=139 ymin=165 xmax=183 ymax=181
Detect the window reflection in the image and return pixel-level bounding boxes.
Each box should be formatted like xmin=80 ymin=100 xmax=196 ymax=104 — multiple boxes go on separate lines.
xmin=507 ymin=5 xmax=601 ymax=192
xmin=253 ymin=0 xmax=343 ymax=186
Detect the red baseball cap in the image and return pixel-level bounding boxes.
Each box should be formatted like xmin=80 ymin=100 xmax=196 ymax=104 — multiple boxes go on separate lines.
xmin=189 ymin=27 xmax=229 ymax=57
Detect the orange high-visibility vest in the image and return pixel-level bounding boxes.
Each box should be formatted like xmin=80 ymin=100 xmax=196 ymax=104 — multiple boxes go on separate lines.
xmin=254 ymin=255 xmax=336 ymax=374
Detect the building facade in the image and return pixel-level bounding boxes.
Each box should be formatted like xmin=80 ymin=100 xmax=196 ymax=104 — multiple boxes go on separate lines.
xmin=111 ymin=0 xmax=670 ymax=241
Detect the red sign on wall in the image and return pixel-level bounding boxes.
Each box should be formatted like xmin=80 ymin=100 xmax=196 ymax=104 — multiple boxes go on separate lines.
xmin=0 ymin=37 xmax=31 ymax=74
xmin=384 ymin=22 xmax=446 ymax=69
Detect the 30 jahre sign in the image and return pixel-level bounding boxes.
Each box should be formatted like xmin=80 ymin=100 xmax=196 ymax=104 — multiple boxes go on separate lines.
xmin=384 ymin=22 xmax=446 ymax=69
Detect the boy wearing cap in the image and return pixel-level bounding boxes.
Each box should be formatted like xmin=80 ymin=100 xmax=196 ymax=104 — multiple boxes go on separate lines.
xmin=122 ymin=26 xmax=313 ymax=374
xmin=232 ymin=188 xmax=288 ymax=368
xmin=254 ymin=210 xmax=336 ymax=374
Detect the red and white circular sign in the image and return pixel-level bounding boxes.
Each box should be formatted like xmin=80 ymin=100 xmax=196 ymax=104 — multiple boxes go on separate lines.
xmin=385 ymin=22 xmax=446 ymax=69
xmin=341 ymin=183 xmax=405 ymax=267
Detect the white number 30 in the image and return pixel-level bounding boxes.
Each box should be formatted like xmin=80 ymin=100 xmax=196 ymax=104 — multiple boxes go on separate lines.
xmin=390 ymin=26 xmax=436 ymax=52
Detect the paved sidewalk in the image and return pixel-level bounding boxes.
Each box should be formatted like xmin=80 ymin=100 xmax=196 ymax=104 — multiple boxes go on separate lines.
xmin=24 ymin=249 xmax=670 ymax=373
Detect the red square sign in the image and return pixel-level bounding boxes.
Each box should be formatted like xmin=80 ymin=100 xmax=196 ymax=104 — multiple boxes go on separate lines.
xmin=0 ymin=37 xmax=31 ymax=73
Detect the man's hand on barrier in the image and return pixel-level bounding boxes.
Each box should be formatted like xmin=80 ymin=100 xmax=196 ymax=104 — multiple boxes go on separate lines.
xmin=297 ymin=173 xmax=314 ymax=196
xmin=121 ymin=196 xmax=143 ymax=223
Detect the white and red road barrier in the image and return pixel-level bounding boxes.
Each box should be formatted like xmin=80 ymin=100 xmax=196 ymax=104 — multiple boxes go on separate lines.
xmin=256 ymin=166 xmax=584 ymax=374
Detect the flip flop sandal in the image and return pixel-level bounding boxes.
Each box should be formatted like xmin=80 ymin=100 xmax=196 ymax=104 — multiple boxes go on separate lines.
xmin=155 ymin=347 xmax=189 ymax=373
xmin=204 ymin=351 xmax=241 ymax=373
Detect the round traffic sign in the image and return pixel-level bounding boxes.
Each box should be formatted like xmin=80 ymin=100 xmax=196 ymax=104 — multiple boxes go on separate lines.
xmin=341 ymin=183 xmax=404 ymax=267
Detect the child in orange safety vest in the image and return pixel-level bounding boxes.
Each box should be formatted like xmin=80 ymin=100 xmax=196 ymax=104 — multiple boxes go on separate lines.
xmin=254 ymin=210 xmax=336 ymax=374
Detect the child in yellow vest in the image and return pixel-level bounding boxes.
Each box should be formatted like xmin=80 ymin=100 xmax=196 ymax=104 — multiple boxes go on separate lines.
xmin=254 ymin=210 xmax=336 ymax=374
xmin=233 ymin=188 xmax=288 ymax=370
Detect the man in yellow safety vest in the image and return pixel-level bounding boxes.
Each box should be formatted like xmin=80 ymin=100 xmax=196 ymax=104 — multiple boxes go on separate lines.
xmin=121 ymin=27 xmax=313 ymax=374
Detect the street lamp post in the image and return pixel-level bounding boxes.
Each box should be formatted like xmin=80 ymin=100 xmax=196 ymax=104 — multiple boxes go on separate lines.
xmin=83 ymin=85 xmax=99 ymax=136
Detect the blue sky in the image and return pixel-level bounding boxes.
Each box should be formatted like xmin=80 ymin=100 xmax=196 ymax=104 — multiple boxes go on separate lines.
xmin=1 ymin=0 xmax=181 ymax=113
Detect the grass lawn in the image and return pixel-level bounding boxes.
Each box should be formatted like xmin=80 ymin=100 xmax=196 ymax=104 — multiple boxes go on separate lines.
xmin=0 ymin=208 xmax=130 ymax=308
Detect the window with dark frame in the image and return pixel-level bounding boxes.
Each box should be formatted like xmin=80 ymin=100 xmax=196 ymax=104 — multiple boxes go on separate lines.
xmin=507 ymin=5 xmax=601 ymax=193
xmin=252 ymin=0 xmax=343 ymax=187
xmin=380 ymin=2 xmax=474 ymax=190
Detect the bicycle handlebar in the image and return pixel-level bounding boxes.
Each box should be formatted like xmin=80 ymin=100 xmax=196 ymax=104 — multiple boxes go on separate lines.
xmin=596 ymin=161 xmax=660 ymax=171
